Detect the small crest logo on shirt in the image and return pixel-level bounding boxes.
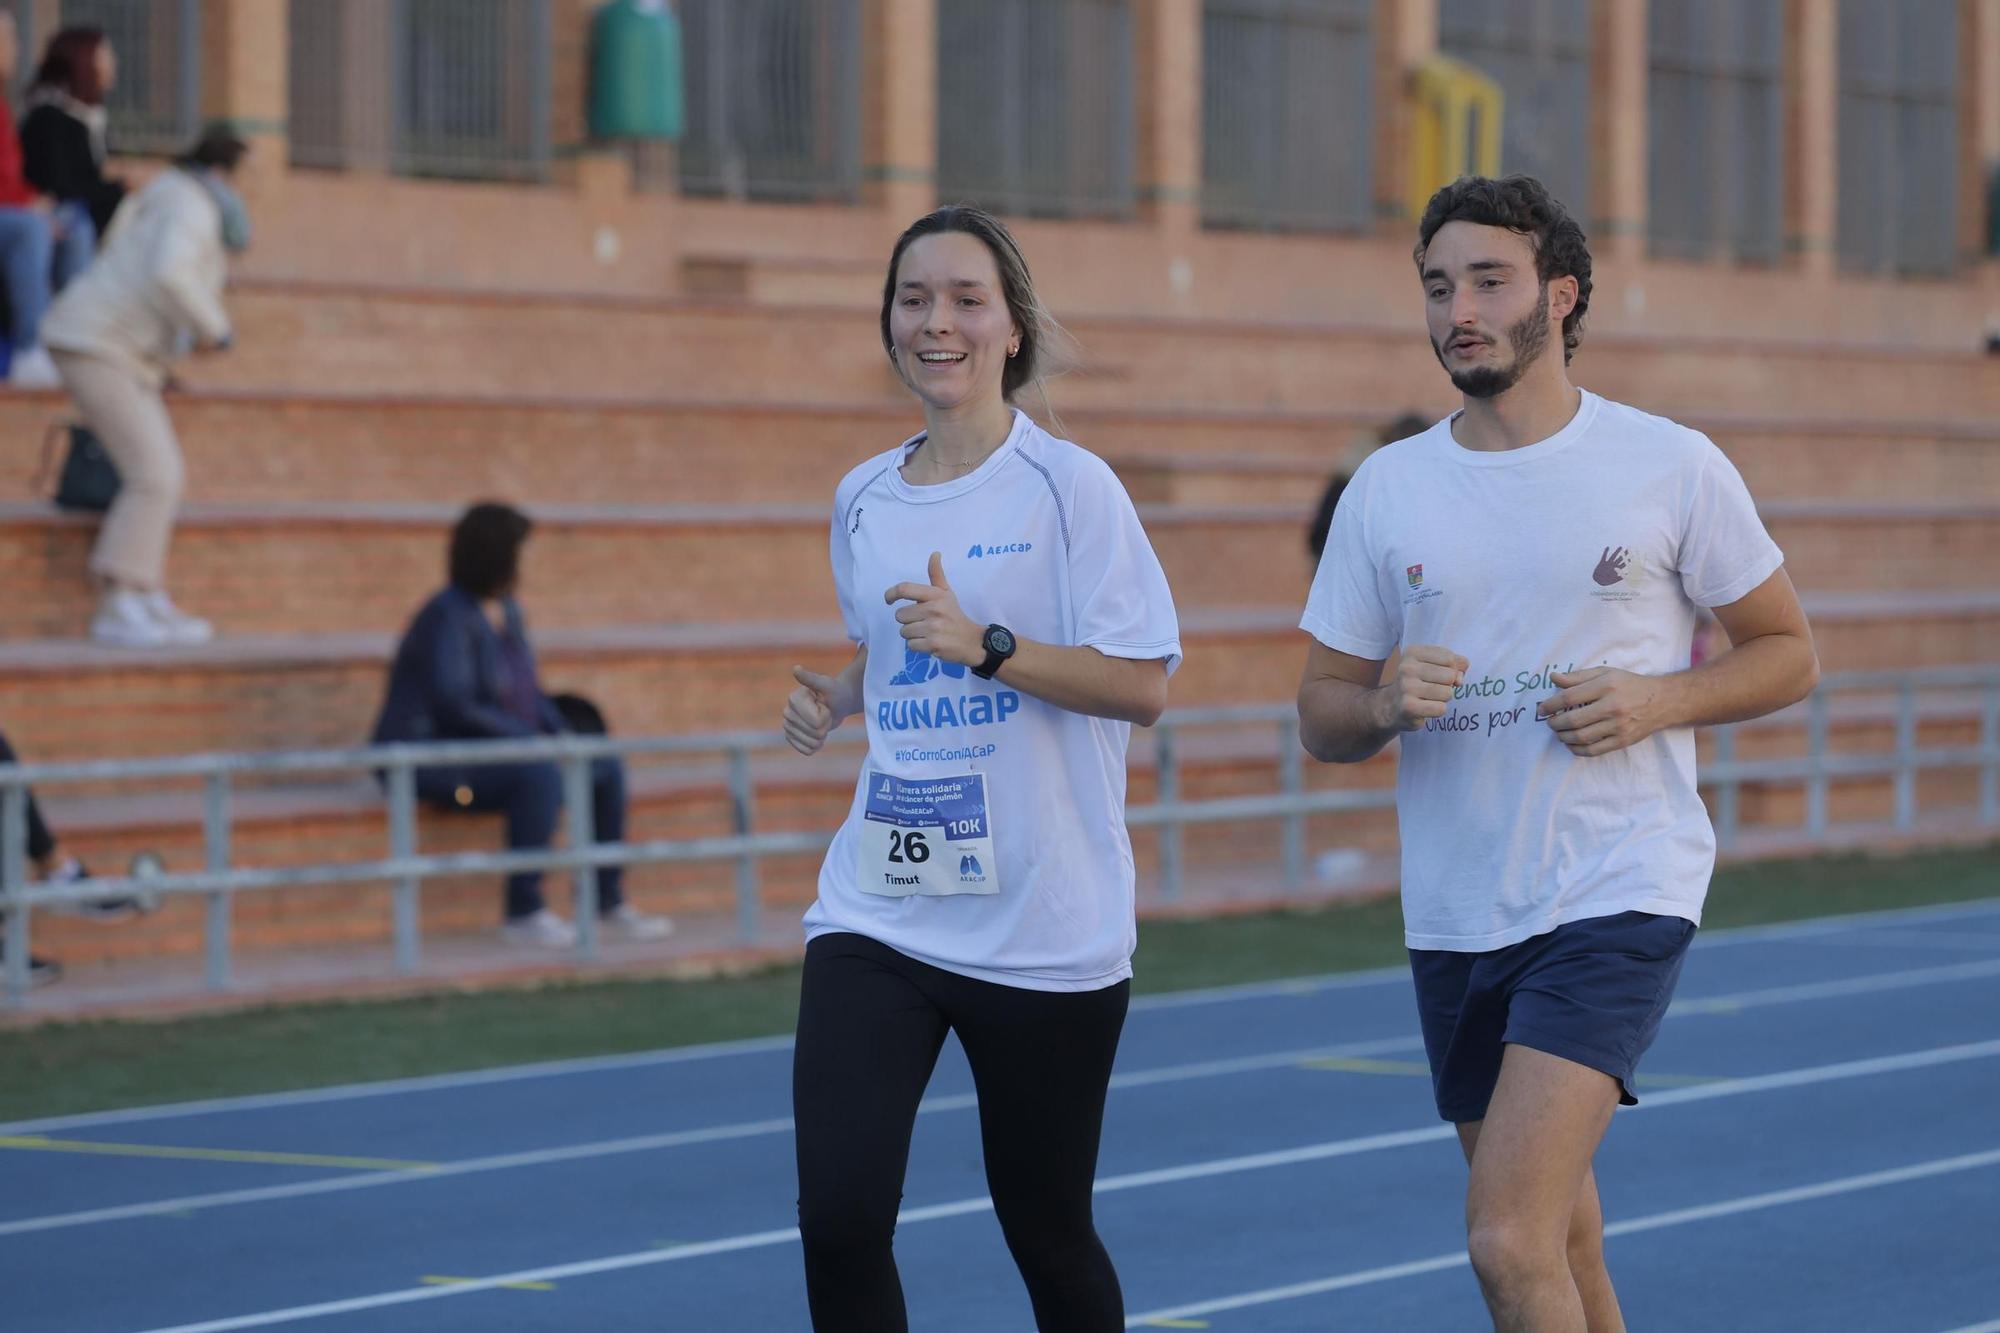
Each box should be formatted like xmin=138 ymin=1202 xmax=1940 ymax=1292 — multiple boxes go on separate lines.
xmin=1402 ymin=561 xmax=1442 ymax=606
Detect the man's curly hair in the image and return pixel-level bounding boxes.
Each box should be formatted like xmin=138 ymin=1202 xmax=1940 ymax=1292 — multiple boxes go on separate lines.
xmin=1414 ymin=175 xmax=1592 ymax=364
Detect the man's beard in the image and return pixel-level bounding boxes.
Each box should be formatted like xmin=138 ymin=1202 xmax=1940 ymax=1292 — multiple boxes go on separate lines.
xmin=1433 ymin=298 xmax=1551 ymax=399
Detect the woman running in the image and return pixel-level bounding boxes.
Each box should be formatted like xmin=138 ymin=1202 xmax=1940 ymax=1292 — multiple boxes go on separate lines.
xmin=781 ymin=205 xmax=1182 ymax=1332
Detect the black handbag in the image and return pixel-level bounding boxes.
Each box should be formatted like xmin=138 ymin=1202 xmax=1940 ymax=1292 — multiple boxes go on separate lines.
xmin=36 ymin=422 xmax=121 ymax=512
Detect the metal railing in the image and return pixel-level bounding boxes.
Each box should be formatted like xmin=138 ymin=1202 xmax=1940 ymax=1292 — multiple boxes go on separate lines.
xmin=656 ymin=0 xmax=863 ymax=203
xmin=3 ymin=666 xmax=1997 ymax=1006
xmin=935 ymin=0 xmax=1136 ymax=219
xmin=1200 ymin=0 xmax=1376 ymax=234
xmin=288 ymin=0 xmax=554 ymax=182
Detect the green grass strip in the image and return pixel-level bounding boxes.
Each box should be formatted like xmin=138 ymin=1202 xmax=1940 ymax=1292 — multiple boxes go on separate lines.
xmin=1 ymin=844 xmax=1992 ymax=1123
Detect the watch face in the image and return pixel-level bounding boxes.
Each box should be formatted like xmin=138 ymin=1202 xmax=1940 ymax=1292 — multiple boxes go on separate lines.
xmin=988 ymin=627 xmax=1016 ymax=655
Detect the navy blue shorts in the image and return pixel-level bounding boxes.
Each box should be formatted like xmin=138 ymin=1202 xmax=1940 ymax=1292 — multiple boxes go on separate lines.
xmin=1409 ymin=910 xmax=1696 ymax=1124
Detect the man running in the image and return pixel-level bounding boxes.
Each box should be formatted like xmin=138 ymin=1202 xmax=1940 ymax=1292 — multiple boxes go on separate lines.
xmin=1297 ymin=175 xmax=1819 ymax=1331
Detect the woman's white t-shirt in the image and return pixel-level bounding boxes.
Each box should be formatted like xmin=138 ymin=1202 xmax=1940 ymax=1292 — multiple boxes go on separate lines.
xmin=1301 ymin=391 xmax=1785 ymax=952
xmin=804 ymin=409 xmax=1183 ymax=991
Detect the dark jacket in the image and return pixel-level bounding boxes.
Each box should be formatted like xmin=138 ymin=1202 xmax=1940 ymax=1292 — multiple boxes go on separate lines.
xmin=371 ymin=587 xmax=565 ymax=749
xmin=20 ymin=101 xmax=126 ymax=236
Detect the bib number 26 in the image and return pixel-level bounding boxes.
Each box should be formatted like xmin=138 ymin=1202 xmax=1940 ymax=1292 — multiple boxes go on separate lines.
xmin=887 ymin=829 xmax=930 ymax=864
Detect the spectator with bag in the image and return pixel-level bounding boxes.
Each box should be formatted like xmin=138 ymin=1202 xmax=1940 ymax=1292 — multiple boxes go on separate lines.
xmin=371 ymin=503 xmax=672 ymax=948
xmin=40 ymin=125 xmax=249 ymax=647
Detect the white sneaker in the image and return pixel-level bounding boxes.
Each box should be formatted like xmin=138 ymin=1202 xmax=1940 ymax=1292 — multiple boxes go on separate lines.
xmin=141 ymin=591 xmax=213 ymax=644
xmin=90 ymin=589 xmax=175 ymax=647
xmin=501 ymin=909 xmax=578 ymax=949
xmin=602 ymin=904 xmax=673 ymax=942
xmin=8 ymin=346 xmax=61 ymax=388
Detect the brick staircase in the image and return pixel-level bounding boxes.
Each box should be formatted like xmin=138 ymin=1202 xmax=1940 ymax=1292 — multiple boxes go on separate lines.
xmin=5 ymin=237 xmax=1996 ymax=990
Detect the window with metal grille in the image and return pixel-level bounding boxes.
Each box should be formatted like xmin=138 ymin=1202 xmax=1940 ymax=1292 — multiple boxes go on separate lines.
xmin=1438 ymin=0 xmax=1592 ymax=220
xmin=289 ymin=0 xmax=552 ymax=183
xmin=1201 ymin=0 xmax=1374 ymax=234
xmin=666 ymin=0 xmax=862 ymax=202
xmin=1647 ymin=0 xmax=1782 ymax=264
xmin=1837 ymin=0 xmax=1958 ymax=277
xmin=936 ymin=0 xmax=1135 ymax=220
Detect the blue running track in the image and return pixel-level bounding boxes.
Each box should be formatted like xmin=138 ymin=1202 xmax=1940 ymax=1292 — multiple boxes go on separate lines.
xmin=4 ymin=897 xmax=1999 ymax=1331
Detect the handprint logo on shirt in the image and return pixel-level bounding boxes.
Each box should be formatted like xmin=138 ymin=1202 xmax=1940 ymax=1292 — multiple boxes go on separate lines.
xmin=1592 ymin=546 xmax=1631 ymax=587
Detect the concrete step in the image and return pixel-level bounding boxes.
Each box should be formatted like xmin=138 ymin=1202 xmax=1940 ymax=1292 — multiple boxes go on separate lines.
xmin=0 ymin=596 xmax=1993 ymax=766
xmin=175 ymin=281 xmax=2000 ymax=421
xmin=5 ymin=386 xmax=1990 ymax=514
xmin=1 ymin=496 xmax=1988 ymax=641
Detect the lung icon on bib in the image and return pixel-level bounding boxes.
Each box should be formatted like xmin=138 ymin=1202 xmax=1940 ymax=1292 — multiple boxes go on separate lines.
xmin=888 ymin=648 xmax=967 ymax=687
xmin=959 ymin=853 xmax=985 ymax=882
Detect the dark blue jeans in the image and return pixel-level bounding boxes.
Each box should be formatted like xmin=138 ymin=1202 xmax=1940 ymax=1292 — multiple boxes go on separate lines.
xmin=417 ymin=757 xmax=627 ymax=920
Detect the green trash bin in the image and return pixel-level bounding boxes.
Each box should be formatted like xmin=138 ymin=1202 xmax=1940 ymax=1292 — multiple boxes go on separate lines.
xmin=589 ymin=0 xmax=683 ymax=141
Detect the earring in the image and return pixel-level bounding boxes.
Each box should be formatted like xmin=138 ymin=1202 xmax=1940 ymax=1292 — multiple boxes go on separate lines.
xmin=1008 ymin=344 xmax=1019 ymax=358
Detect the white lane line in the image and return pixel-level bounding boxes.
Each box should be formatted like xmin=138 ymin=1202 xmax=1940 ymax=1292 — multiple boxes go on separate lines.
xmin=1123 ymin=1147 xmax=2000 ymax=1327
xmin=0 ymin=1034 xmax=1430 ymax=1239
xmin=1697 ymin=897 xmax=2000 ymax=948
xmin=115 ymin=1039 xmax=2000 ymax=1333
xmin=0 ymin=972 xmax=1412 ymax=1139
xmin=1937 ymin=1320 xmax=2000 ymax=1332
xmin=1667 ymin=958 xmax=2000 ymax=1015
xmin=1784 ymin=928 xmax=2000 ymax=954
xmin=0 ymin=1034 xmax=800 ymax=1137
xmin=14 ymin=896 xmax=1993 ymax=1136
xmin=11 ymin=952 xmax=1997 ymax=1239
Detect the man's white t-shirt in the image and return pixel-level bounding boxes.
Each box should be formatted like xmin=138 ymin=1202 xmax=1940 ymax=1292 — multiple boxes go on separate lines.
xmin=805 ymin=409 xmax=1183 ymax=991
xmin=1302 ymin=390 xmax=1784 ymax=952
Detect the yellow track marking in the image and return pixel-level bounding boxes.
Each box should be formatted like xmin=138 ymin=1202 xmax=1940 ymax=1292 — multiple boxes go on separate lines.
xmin=0 ymin=1135 xmax=437 ymax=1172
xmin=1631 ymin=1072 xmax=1727 ymax=1088
xmin=421 ymin=1275 xmax=556 ymax=1293
xmin=1297 ymin=1056 xmax=1432 ymax=1076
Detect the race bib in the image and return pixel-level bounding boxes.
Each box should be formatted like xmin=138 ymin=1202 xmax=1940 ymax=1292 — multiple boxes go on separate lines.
xmin=858 ymin=770 xmax=999 ymax=897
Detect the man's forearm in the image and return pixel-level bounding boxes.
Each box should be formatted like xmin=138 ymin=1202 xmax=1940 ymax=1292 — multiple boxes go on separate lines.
xmin=1661 ymin=631 xmax=1819 ymax=729
xmin=1299 ymin=677 xmax=1399 ymax=763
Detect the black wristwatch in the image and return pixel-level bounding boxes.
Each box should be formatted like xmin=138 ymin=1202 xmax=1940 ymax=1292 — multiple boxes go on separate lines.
xmin=972 ymin=624 xmax=1017 ymax=680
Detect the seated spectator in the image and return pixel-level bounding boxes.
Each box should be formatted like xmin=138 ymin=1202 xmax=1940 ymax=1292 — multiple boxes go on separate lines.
xmin=42 ymin=125 xmax=250 ymax=647
xmin=1306 ymin=411 xmax=1431 ymax=562
xmin=371 ymin=503 xmax=672 ymax=948
xmin=21 ymin=25 xmax=126 ymax=276
xmin=0 ymin=11 xmax=83 ymax=388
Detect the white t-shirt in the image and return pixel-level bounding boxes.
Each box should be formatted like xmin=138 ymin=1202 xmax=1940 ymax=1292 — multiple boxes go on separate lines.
xmin=1301 ymin=390 xmax=1784 ymax=951
xmin=804 ymin=409 xmax=1183 ymax=991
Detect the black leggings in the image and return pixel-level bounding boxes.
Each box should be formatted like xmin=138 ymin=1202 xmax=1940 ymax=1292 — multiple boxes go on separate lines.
xmin=793 ymin=932 xmax=1130 ymax=1332
xmin=0 ymin=732 xmax=55 ymax=866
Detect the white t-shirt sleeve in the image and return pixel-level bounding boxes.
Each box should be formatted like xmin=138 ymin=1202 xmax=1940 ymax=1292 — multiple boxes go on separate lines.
xmin=829 ymin=483 xmax=866 ymax=644
xmin=1301 ymin=464 xmax=1398 ymax=659
xmin=1067 ymin=459 xmax=1184 ymax=675
xmin=1678 ymin=438 xmax=1786 ymax=608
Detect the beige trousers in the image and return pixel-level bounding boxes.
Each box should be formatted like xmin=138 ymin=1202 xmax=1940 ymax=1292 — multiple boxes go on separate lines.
xmin=50 ymin=351 xmax=184 ymax=590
